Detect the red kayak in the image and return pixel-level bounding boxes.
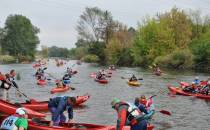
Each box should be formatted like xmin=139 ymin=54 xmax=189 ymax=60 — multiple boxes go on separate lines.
xmin=51 ymin=86 xmax=70 ymax=94
xmin=21 ymin=94 xmax=90 ymax=111
xmin=95 ymin=78 xmax=108 ymax=84
xmin=0 ymin=115 xmax=154 ymax=130
xmin=0 ymin=99 xmax=45 ymax=118
xmin=37 ymin=79 xmax=47 ymax=86
xmin=32 ymin=63 xmax=41 ymax=68
xmin=168 ymin=85 xmax=210 ymax=100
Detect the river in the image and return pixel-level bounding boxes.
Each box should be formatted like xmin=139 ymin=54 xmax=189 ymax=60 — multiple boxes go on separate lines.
xmin=0 ymin=60 xmax=210 ymax=130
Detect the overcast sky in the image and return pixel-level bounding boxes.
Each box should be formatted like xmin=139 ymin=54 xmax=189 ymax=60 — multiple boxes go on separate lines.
xmin=1 ymin=0 xmax=210 ymax=49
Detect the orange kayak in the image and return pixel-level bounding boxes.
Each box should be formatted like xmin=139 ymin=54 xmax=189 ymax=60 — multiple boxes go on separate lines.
xmin=50 ymin=86 xmax=70 ymax=94
xmin=21 ymin=94 xmax=90 ymax=111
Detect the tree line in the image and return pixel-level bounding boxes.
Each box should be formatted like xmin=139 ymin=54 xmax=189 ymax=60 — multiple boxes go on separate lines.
xmin=70 ymin=7 xmax=210 ymax=71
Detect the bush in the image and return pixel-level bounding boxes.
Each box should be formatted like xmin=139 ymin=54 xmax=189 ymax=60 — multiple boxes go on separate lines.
xmin=0 ymin=55 xmax=16 ymax=64
xmin=18 ymin=55 xmax=34 ymax=62
xmin=154 ymin=49 xmax=193 ymax=69
xmin=81 ymin=54 xmax=99 ymax=63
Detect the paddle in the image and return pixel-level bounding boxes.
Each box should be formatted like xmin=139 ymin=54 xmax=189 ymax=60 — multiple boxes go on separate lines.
xmin=121 ymin=76 xmax=143 ymax=80
xmin=11 ymin=82 xmax=37 ymax=103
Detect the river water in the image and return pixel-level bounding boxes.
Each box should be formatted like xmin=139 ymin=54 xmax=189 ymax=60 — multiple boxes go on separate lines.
xmin=0 ymin=60 xmax=210 ymax=130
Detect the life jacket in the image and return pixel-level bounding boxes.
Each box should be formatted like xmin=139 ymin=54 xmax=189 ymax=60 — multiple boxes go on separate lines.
xmin=118 ymin=102 xmax=143 ymax=126
xmin=0 ymin=115 xmax=19 ymax=130
xmin=0 ymin=75 xmax=12 ymax=90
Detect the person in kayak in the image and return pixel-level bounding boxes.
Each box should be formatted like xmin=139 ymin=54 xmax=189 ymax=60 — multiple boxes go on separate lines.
xmin=200 ymin=81 xmax=210 ymax=95
xmin=48 ymin=96 xmax=76 ymax=126
xmin=96 ymin=70 xmax=106 ymax=80
xmin=62 ymin=73 xmax=71 ymax=87
xmin=129 ymin=74 xmax=137 ymax=82
xmin=134 ymin=95 xmax=155 ymax=120
xmin=193 ymin=77 xmax=200 ymax=85
xmin=66 ymin=67 xmax=73 ymax=76
xmin=111 ymin=98 xmax=147 ymax=130
xmin=0 ymin=108 xmax=28 ymax=130
xmin=0 ymin=70 xmax=18 ymax=101
xmin=35 ymin=68 xmax=45 ymax=80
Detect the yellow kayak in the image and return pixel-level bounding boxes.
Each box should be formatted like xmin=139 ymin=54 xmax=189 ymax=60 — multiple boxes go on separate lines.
xmin=127 ymin=81 xmax=141 ymax=86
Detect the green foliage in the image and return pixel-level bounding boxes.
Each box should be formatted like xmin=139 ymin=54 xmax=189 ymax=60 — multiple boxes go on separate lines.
xmin=1 ymin=14 xmax=39 ymax=60
xmin=154 ymin=49 xmax=193 ymax=69
xmin=0 ymin=55 xmax=16 ymax=64
xmin=48 ymin=46 xmax=70 ymax=58
xmin=88 ymin=42 xmax=106 ymax=64
xmin=74 ymin=46 xmax=88 ymax=60
xmin=81 ymin=54 xmax=99 ymax=63
xmin=190 ymin=28 xmax=210 ymax=68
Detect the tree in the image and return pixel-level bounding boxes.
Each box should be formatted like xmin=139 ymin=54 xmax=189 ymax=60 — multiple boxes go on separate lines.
xmin=76 ymin=7 xmax=114 ymax=44
xmin=1 ymin=14 xmax=40 ymax=59
xmin=41 ymin=45 xmax=49 ymax=58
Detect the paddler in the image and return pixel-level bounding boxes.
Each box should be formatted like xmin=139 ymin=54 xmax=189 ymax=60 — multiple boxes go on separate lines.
xmin=48 ymin=96 xmax=76 ymax=126
xmin=129 ymin=74 xmax=137 ymax=82
xmin=134 ymin=95 xmax=155 ymax=120
xmin=111 ymin=98 xmax=147 ymax=130
xmin=0 ymin=70 xmax=18 ymax=101
xmin=0 ymin=108 xmax=28 ymax=130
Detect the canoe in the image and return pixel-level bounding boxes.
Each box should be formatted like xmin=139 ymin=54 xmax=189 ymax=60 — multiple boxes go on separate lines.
xmin=0 ymin=99 xmax=45 ymax=118
xmin=21 ymin=94 xmax=90 ymax=111
xmin=168 ymin=85 xmax=210 ymax=100
xmin=51 ymin=86 xmax=70 ymax=94
xmin=127 ymin=81 xmax=141 ymax=87
xmin=37 ymin=79 xmax=46 ymax=86
xmin=95 ymin=78 xmax=108 ymax=84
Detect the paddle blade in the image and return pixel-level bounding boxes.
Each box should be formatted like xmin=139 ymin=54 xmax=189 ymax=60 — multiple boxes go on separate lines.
xmin=70 ymin=87 xmax=76 ymax=90
xmin=159 ymin=110 xmax=171 ymax=116
xmin=138 ymin=78 xmax=143 ymax=80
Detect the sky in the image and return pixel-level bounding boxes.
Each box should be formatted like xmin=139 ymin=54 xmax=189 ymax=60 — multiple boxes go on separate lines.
xmin=1 ymin=0 xmax=210 ymax=50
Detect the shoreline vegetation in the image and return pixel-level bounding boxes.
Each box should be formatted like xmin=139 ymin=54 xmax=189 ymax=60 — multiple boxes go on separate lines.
xmin=0 ymin=7 xmax=210 ymax=72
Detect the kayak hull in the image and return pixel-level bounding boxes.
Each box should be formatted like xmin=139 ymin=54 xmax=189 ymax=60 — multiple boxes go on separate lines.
xmin=51 ymin=86 xmax=70 ymax=94
xmin=37 ymin=79 xmax=46 ymax=86
xmin=0 ymin=99 xmax=45 ymax=118
xmin=0 ymin=116 xmax=154 ymax=130
xmin=168 ymin=85 xmax=210 ymax=100
xmin=21 ymin=94 xmax=90 ymax=111
xmin=127 ymin=81 xmax=141 ymax=86
xmin=95 ymin=79 xmax=108 ymax=84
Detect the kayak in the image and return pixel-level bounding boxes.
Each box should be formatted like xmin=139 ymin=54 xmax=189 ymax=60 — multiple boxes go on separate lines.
xmin=90 ymin=73 xmax=96 ymax=78
xmin=168 ymin=85 xmax=210 ymax=100
xmin=95 ymin=78 xmax=108 ymax=84
xmin=127 ymin=81 xmax=141 ymax=86
xmin=154 ymin=71 xmax=161 ymax=76
xmin=51 ymin=86 xmax=70 ymax=94
xmin=0 ymin=99 xmax=45 ymax=118
xmin=21 ymin=94 xmax=90 ymax=111
xmin=32 ymin=63 xmax=41 ymax=68
xmin=37 ymin=79 xmax=46 ymax=86
xmin=0 ymin=115 xmax=154 ymax=130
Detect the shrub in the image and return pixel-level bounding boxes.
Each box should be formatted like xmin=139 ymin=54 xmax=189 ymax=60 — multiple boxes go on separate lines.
xmin=154 ymin=49 xmax=193 ymax=69
xmin=81 ymin=54 xmax=99 ymax=63
xmin=0 ymin=55 xmax=16 ymax=64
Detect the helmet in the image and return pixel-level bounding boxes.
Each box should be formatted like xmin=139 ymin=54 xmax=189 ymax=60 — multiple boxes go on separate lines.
xmin=16 ymin=108 xmax=26 ymax=115
xmin=111 ymin=98 xmax=120 ymax=107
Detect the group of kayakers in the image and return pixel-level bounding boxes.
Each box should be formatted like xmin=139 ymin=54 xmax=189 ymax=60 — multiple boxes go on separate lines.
xmin=182 ymin=77 xmax=210 ymax=95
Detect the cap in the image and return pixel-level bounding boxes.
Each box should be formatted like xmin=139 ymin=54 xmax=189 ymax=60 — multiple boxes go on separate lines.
xmin=111 ymin=98 xmax=120 ymax=107
xmin=16 ymin=108 xmax=26 ymax=115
